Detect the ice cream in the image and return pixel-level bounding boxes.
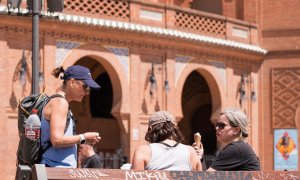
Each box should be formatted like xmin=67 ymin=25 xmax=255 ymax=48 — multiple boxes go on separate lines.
xmin=194 ymin=132 xmax=202 ymax=148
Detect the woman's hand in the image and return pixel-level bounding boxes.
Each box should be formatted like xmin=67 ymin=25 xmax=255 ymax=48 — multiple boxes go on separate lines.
xmin=192 ymin=142 xmax=204 ymax=160
xmin=83 ymin=132 xmax=101 ymax=145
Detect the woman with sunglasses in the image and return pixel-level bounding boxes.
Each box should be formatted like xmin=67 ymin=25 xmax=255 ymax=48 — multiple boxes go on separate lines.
xmin=194 ymin=108 xmax=260 ymax=171
xmin=40 ymin=65 xmax=101 ymax=167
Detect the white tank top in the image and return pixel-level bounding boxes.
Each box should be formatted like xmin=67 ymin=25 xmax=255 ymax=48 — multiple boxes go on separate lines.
xmin=145 ymin=143 xmax=192 ymax=171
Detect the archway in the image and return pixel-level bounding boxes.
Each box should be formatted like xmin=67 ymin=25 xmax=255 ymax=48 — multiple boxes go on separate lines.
xmin=178 ymin=70 xmax=217 ymax=168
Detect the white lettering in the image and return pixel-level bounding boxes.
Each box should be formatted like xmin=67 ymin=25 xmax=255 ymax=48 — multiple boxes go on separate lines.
xmin=92 ymin=169 xmax=109 ymax=177
xmin=155 ymin=172 xmax=169 ymax=180
xmin=126 ymin=171 xmax=136 ymax=179
xmin=125 ymin=170 xmax=169 ymax=180
xmin=68 ymin=169 xmax=108 ymax=179
xmin=253 ymin=172 xmax=299 ymax=180
xmin=69 ymin=169 xmax=77 ymax=179
xmin=133 ymin=171 xmax=147 ymax=179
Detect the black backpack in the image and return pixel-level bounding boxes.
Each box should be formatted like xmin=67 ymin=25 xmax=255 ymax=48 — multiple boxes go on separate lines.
xmin=16 ymin=93 xmax=72 ymax=167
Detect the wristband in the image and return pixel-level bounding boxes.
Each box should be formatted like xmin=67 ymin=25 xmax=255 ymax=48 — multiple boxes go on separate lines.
xmin=79 ymin=134 xmax=86 ymax=144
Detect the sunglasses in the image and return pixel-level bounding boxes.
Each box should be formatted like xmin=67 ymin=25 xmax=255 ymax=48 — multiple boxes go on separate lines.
xmin=215 ymin=122 xmax=238 ymax=130
xmin=77 ymin=81 xmax=90 ymax=91
xmin=215 ymin=122 xmax=229 ymax=130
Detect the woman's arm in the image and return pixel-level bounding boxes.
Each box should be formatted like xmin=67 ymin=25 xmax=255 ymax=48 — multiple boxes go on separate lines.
xmin=206 ymin=167 xmax=216 ymax=171
xmin=47 ymin=98 xmax=100 ymax=147
xmin=188 ymin=146 xmax=202 ymax=171
xmin=131 ymin=145 xmax=150 ymax=170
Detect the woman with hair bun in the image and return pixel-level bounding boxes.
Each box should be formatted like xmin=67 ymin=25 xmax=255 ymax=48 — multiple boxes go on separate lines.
xmin=41 ymin=65 xmax=101 ymax=167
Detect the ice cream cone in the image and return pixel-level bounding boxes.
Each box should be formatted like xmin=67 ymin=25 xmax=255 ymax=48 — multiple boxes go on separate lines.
xmin=194 ymin=132 xmax=202 ymax=148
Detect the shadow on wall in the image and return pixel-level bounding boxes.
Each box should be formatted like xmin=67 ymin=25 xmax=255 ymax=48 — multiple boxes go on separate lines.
xmin=11 ymin=51 xmax=32 ymax=111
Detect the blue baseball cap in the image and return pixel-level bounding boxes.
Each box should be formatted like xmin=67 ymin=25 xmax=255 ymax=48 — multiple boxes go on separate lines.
xmin=62 ymin=65 xmax=101 ymax=90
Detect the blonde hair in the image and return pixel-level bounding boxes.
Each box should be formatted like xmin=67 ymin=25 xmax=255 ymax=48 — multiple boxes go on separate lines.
xmin=221 ymin=108 xmax=248 ymax=140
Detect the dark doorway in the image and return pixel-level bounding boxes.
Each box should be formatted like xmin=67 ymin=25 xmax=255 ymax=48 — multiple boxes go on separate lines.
xmin=71 ymin=57 xmax=121 ymax=168
xmin=178 ymin=70 xmax=217 ymax=168
xmin=90 ymin=72 xmax=113 ymax=118
xmin=191 ymin=104 xmax=216 ymax=155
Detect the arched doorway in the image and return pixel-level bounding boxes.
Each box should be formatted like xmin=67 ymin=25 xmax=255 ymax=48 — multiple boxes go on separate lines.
xmin=90 ymin=72 xmax=113 ymax=119
xmin=69 ymin=56 xmax=122 ymax=168
xmin=178 ymin=70 xmax=217 ymax=168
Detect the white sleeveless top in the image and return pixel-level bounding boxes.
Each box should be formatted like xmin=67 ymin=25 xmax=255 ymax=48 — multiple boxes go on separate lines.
xmin=145 ymin=143 xmax=192 ymax=171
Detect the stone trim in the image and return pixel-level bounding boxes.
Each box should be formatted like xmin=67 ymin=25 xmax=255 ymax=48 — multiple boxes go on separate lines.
xmin=58 ymin=13 xmax=266 ymax=54
xmin=0 ymin=5 xmax=267 ymax=54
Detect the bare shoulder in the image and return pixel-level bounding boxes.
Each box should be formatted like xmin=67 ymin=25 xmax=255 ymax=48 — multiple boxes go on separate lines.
xmin=187 ymin=145 xmax=198 ymax=157
xmin=50 ymin=95 xmax=68 ymax=105
xmin=132 ymin=144 xmax=151 ymax=170
xmin=43 ymin=95 xmax=68 ymax=119
xmin=48 ymin=96 xmax=68 ymax=110
xmin=187 ymin=145 xmax=196 ymax=152
xmin=135 ymin=144 xmax=151 ymax=154
xmin=133 ymin=144 xmax=151 ymax=160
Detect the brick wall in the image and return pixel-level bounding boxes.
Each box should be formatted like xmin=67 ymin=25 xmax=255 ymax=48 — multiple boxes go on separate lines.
xmin=259 ymin=0 xmax=300 ymax=171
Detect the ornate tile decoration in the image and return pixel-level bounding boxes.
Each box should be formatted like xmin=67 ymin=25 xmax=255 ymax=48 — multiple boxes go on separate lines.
xmin=209 ymin=60 xmax=226 ymax=88
xmin=56 ymin=40 xmax=81 ymax=67
xmin=272 ymin=67 xmax=300 ymax=128
xmin=175 ymin=55 xmax=193 ymax=84
xmin=104 ymin=46 xmax=129 ymax=81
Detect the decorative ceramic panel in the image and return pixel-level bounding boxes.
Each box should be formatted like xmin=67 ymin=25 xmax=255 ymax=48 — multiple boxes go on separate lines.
xmin=56 ymin=40 xmax=81 ymax=67
xmin=104 ymin=46 xmax=129 ymax=81
xmin=272 ymin=68 xmax=300 ymax=128
xmin=274 ymin=129 xmax=298 ymax=170
xmin=175 ymin=55 xmax=193 ymax=84
xmin=209 ymin=60 xmax=226 ymax=88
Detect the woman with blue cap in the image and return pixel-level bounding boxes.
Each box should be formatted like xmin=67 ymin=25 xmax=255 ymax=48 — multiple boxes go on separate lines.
xmin=40 ymin=65 xmax=101 ymax=168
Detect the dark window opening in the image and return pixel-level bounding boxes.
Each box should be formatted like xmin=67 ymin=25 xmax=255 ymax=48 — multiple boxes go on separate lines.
xmin=190 ymin=0 xmax=222 ymax=15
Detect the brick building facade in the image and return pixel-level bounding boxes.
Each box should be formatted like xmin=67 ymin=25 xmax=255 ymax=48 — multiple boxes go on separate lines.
xmin=0 ymin=0 xmax=299 ymax=178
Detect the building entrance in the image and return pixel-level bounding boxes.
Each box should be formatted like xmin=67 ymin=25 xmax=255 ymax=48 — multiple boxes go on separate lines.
xmin=178 ymin=70 xmax=217 ymax=168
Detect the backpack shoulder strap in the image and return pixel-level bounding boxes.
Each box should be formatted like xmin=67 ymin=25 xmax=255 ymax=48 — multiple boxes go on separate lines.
xmin=65 ymin=109 xmax=72 ymax=134
xmin=49 ymin=94 xmax=64 ymax=99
